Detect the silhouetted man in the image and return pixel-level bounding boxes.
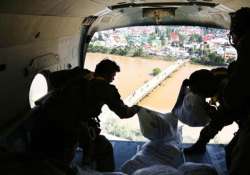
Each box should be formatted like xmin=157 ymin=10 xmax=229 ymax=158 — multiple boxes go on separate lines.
xmin=78 ymin=59 xmax=140 ymax=172
xmin=30 ymin=59 xmax=139 ymax=172
xmin=184 ymin=8 xmax=250 ymax=175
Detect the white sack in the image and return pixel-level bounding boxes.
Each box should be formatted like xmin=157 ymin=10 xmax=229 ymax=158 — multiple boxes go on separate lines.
xmin=172 ymin=89 xmax=211 ymax=127
xmin=121 ymin=140 xmax=184 ymax=174
xmin=141 ymin=140 xmax=184 ymax=168
xmin=137 ymin=107 xmax=178 ymax=141
xmin=103 ymin=173 xmax=127 ymax=175
xmin=131 ymin=162 xmax=217 ymax=175
xmin=77 ymin=166 xmax=126 ymax=175
xmin=132 ymin=165 xmax=180 ymax=175
xmin=76 ymin=166 xmax=102 ymax=175
xmin=123 ymin=107 xmax=184 ymax=175
xmin=121 ymin=151 xmax=159 ymax=175
xmin=178 ymin=162 xmax=218 ymax=175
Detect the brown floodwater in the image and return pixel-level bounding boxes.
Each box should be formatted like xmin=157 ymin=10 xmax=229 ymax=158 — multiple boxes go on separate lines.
xmin=85 ymin=53 xmax=174 ymax=98
xmin=138 ymin=63 xmax=210 ymax=112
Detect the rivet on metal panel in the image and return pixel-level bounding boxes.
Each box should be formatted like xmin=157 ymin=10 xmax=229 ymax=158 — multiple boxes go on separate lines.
xmin=35 ymin=32 xmax=40 ymax=39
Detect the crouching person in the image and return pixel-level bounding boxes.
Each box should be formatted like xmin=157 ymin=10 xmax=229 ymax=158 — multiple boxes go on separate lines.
xmin=29 ymin=59 xmax=139 ymax=172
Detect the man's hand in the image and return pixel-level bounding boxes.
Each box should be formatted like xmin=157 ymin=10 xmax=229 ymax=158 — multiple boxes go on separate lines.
xmin=182 ymin=79 xmax=190 ymax=87
xmin=204 ymin=103 xmax=217 ymax=117
xmin=131 ymin=105 xmax=141 ymax=113
xmin=184 ymin=143 xmax=206 ymax=154
xmin=126 ymin=105 xmax=141 ymax=118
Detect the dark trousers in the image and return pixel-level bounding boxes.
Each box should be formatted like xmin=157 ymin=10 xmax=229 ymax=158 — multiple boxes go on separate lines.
xmin=225 ymin=131 xmax=239 ymax=170
xmin=30 ymin=123 xmax=77 ymax=164
xmin=79 ymin=129 xmax=115 ymax=172
xmin=229 ymin=122 xmax=250 ymax=175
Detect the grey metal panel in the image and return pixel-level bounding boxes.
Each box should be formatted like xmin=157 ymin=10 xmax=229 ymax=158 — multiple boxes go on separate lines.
xmin=0 ymin=14 xmax=82 ymax=48
xmin=0 ymin=35 xmax=80 ymax=131
xmin=0 ymin=0 xmax=249 ymax=17
xmin=0 ymin=0 xmax=104 ymax=17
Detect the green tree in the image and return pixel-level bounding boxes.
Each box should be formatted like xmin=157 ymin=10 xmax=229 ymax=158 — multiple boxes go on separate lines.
xmin=178 ymin=33 xmax=186 ymax=44
xmin=165 ymin=27 xmax=172 ymax=38
xmin=98 ymin=32 xmax=104 ymax=41
xmin=189 ymin=34 xmax=202 ymax=43
xmin=155 ymin=26 xmax=160 ymax=36
xmin=133 ymin=47 xmax=143 ymax=57
xmin=148 ymin=33 xmax=156 ymax=45
xmin=208 ymin=52 xmax=225 ymax=65
xmin=152 ymin=67 xmax=161 ymax=76
xmin=160 ymin=33 xmax=166 ymax=46
xmin=191 ymin=52 xmax=225 ymax=66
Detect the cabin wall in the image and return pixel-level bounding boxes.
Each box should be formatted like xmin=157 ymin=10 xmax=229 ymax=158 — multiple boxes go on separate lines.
xmin=0 ymin=14 xmax=82 ymax=129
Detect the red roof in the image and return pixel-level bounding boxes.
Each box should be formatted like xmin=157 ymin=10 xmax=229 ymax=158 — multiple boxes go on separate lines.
xmin=170 ymin=32 xmax=180 ymax=42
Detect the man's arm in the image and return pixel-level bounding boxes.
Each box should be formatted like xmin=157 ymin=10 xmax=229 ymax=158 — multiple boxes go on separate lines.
xmin=105 ymin=85 xmax=140 ymax=119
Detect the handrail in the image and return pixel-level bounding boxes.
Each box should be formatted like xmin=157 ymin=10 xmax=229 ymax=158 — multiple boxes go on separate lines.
xmin=109 ymin=2 xmax=218 ymax=10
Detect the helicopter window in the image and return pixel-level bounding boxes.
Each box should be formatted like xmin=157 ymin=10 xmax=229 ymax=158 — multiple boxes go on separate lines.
xmin=29 ymin=73 xmax=49 ymax=108
xmin=85 ymin=26 xmax=238 ymax=143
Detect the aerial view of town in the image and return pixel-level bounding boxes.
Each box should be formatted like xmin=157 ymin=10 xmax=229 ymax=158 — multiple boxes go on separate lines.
xmin=84 ymin=26 xmax=238 ymax=144
xmin=88 ymin=26 xmax=236 ymax=64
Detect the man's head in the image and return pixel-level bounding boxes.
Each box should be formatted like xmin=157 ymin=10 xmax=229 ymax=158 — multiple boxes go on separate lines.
xmin=94 ymin=59 xmax=120 ymax=83
xmin=189 ymin=69 xmax=218 ymax=97
xmin=229 ymin=7 xmax=250 ymax=48
xmin=211 ymin=67 xmax=228 ymax=82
